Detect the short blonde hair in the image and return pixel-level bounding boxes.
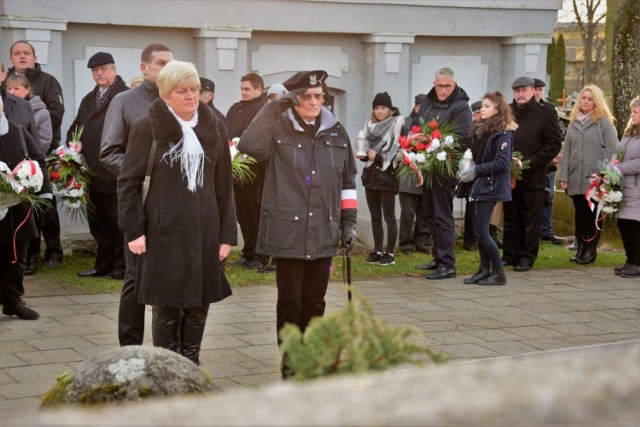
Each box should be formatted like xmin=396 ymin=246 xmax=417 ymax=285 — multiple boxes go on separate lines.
xmin=157 ymin=60 xmax=200 ymax=98
xmin=569 ymin=84 xmax=615 ymax=124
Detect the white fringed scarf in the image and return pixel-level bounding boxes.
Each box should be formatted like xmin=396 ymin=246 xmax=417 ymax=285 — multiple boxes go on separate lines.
xmin=162 ymin=106 xmax=204 ymax=192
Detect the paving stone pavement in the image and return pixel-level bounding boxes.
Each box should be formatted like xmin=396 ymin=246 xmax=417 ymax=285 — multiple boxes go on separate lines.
xmin=0 ymin=266 xmax=638 ymax=423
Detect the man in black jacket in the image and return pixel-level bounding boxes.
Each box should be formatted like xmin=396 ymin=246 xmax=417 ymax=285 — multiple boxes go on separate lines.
xmin=69 ymin=52 xmax=129 ymax=280
xmin=226 ymin=73 xmax=268 ymax=269
xmin=503 ymin=76 xmax=562 ymax=271
xmin=7 ymin=40 xmax=65 ymax=271
xmin=414 ymin=67 xmax=472 ymax=280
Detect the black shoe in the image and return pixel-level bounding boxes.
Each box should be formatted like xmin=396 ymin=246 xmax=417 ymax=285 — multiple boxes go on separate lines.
xmin=399 ymin=247 xmax=413 ymax=255
xmin=416 ymin=260 xmax=438 ymax=270
xmin=425 ymin=266 xmax=456 ymax=280
xmin=25 ymin=256 xmax=38 ymax=276
xmin=232 ymin=256 xmax=252 ymax=266
xmin=107 ymin=270 xmax=125 ymax=280
xmin=614 ymin=263 xmax=631 ymax=275
xmin=2 ymin=302 xmax=40 ymax=320
xmin=377 ymin=253 xmax=395 ymax=266
xmin=463 ymin=269 xmax=490 ymax=285
xmin=575 ymin=249 xmax=597 ymax=265
xmin=463 ymin=242 xmax=476 ymax=251
xmin=541 ymin=234 xmax=564 ymax=245
xmin=619 ymin=264 xmax=640 ymax=278
xmin=477 ymin=271 xmax=507 ymax=286
xmin=365 ymin=251 xmax=383 ymax=264
xmin=244 ymin=258 xmax=267 ymax=269
xmin=415 ymin=246 xmax=431 ymax=254
xmin=258 ymin=263 xmax=277 ymax=273
xmin=43 ymin=257 xmax=62 ymax=268
xmin=501 ymin=259 xmax=515 ymax=267
xmin=514 ymin=262 xmax=532 ymax=272
xmin=77 ymin=269 xmax=108 ymax=278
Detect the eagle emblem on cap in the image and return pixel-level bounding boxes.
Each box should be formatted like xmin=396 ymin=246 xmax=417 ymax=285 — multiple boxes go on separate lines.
xmin=309 ymin=74 xmax=318 ymax=85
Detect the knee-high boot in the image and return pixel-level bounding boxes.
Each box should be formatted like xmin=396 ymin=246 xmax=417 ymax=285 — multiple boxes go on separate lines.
xmin=180 ymin=305 xmax=209 ymax=365
xmin=152 ymin=306 xmax=180 ymax=353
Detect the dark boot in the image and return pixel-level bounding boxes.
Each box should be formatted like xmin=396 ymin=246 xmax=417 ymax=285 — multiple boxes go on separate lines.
xmin=576 ymin=240 xmax=598 ymax=264
xmin=570 ymin=242 xmax=585 ymax=262
xmin=24 ymin=255 xmax=38 ymax=276
xmin=180 ymin=305 xmax=209 ymax=365
xmin=151 ymin=306 xmax=180 ymax=353
xmin=477 ymin=271 xmax=507 ymax=286
xmin=463 ymin=268 xmax=490 ymax=285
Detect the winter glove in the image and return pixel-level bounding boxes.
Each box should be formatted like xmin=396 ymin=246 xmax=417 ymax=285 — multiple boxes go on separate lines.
xmin=272 ymin=90 xmax=303 ymax=113
xmin=341 ymin=226 xmax=357 ymax=252
xmin=459 ymin=166 xmax=476 ymax=183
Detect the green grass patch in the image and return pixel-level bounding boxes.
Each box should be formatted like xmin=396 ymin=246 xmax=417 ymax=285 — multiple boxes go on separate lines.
xmin=36 ymin=239 xmax=624 ymax=295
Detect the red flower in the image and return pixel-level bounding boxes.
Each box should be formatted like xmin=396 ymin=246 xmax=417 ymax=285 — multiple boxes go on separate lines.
xmin=416 ymin=142 xmax=425 ymax=151
xmin=411 ymin=125 xmax=421 ymax=134
xmin=399 ymin=135 xmax=410 ymax=149
xmin=228 ymin=140 xmax=234 ymax=146
xmin=428 ymin=119 xmax=438 ymax=130
xmin=74 ymin=183 xmax=82 ymax=189
xmin=403 ymin=155 xmax=411 ymax=165
xmin=431 ymin=129 xmax=442 ymax=140
xmin=49 ymin=171 xmax=61 ymax=180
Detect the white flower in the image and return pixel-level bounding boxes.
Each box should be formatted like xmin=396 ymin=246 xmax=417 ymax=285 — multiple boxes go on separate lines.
xmin=431 ymin=139 xmax=441 ymax=149
xmin=607 ymin=191 xmax=623 ymax=203
xmin=444 ymin=135 xmax=454 ymax=146
xmin=426 ymin=145 xmax=435 ymax=153
xmin=63 ymin=200 xmax=82 ymax=209
xmin=0 ymin=161 xmax=11 ymax=175
xmin=232 ymin=137 xmax=241 ymax=146
xmin=602 ymin=205 xmax=617 ymax=214
xmin=229 ymin=144 xmax=238 ymax=160
xmin=436 ymin=151 xmax=448 ymax=161
xmin=407 ymin=152 xmax=416 ymax=162
xmin=415 ymin=153 xmax=426 ymax=163
xmin=12 ymin=160 xmax=43 ymax=192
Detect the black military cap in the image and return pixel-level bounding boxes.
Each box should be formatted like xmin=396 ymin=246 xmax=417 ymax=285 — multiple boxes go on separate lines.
xmin=87 ymin=52 xmax=114 ymax=68
xmin=533 ymin=78 xmax=546 ymax=88
xmin=199 ymin=77 xmax=215 ymax=93
xmin=283 ymin=70 xmax=328 ymax=92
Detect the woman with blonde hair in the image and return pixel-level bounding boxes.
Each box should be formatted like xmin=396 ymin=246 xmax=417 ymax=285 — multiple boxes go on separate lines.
xmin=559 ymin=84 xmax=618 ymax=264
xmin=613 ymin=96 xmax=640 ymax=278
xmin=118 ymin=61 xmax=236 ymax=364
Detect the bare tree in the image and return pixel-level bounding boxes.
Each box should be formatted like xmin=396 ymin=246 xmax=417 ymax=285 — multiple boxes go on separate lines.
xmin=570 ymin=0 xmax=607 ymax=86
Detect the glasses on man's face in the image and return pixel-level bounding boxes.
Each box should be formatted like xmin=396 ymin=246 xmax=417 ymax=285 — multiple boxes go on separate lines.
xmin=435 ymin=84 xmax=454 ymax=91
xmin=299 ymin=93 xmax=324 ymax=101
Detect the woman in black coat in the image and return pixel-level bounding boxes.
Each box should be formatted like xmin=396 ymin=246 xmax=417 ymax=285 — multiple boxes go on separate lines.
xmin=117 ymin=61 xmax=236 ymax=365
xmin=0 ymin=96 xmax=52 ymax=320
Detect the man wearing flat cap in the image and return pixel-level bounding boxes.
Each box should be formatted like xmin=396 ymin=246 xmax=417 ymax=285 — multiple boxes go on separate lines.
xmin=199 ymin=77 xmax=227 ymax=128
xmin=502 ymin=76 xmax=562 ymax=272
xmin=69 ymin=51 xmax=129 ymax=280
xmin=239 ymin=70 xmax=358 ymax=374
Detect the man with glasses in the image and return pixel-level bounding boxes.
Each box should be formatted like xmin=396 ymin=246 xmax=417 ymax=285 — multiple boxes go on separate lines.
xmin=414 ymin=67 xmax=473 ymax=280
xmin=239 ymin=70 xmax=357 ymax=375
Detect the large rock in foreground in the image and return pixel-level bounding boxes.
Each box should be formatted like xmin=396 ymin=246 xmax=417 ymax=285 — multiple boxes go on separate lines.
xmin=29 ymin=342 xmax=640 ymax=425
xmin=41 ymin=346 xmax=215 ymax=407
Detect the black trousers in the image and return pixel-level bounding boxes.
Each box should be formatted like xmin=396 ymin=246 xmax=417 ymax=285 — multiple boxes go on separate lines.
xmin=502 ymin=188 xmax=545 ymax=266
xmin=471 ymin=201 xmax=502 ymax=272
xmin=274 ymin=257 xmax=332 ymax=344
xmin=88 ymin=192 xmax=124 ymax=274
xmin=0 ymin=238 xmax=28 ymax=307
xmin=118 ymin=247 xmax=145 ymax=345
xmin=463 ymin=199 xmax=475 ymax=245
xmin=365 ymin=188 xmax=397 ymax=254
xmin=27 ymin=196 xmax=63 ymax=261
xmin=572 ymin=195 xmax=602 ymax=248
xmin=617 ymin=219 xmax=640 ymax=266
xmin=233 ymin=182 xmax=263 ymax=261
xmin=398 ymin=192 xmax=430 ymax=251
xmin=422 ymin=183 xmax=456 ymax=268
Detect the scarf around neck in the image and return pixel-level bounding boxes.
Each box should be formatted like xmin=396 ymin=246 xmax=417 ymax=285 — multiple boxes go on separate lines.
xmin=577 ymin=110 xmax=593 ymax=125
xmin=365 ymin=115 xmax=402 ymax=171
xmin=161 ymin=106 xmax=205 ymax=192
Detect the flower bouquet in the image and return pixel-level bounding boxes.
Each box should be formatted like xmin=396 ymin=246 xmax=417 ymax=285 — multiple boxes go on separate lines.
xmin=585 ymin=154 xmax=625 ymax=228
xmin=396 ymin=119 xmax=461 ymax=187
xmin=510 ymin=151 xmax=531 ymax=189
xmin=47 ymin=137 xmax=94 ymax=221
xmin=229 ymin=137 xmax=256 ymax=184
xmin=0 ymin=159 xmax=47 ymax=220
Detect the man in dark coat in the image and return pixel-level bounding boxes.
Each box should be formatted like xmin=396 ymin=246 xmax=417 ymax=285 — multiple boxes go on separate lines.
xmin=226 ymin=73 xmax=268 ymax=269
xmin=414 ymin=67 xmax=472 ymax=280
xmin=7 ymin=41 xmax=65 ymax=271
xmin=0 ymin=96 xmax=52 ymax=320
xmin=199 ymin=77 xmax=227 ymax=128
xmin=503 ymin=76 xmax=562 ymax=271
xmin=239 ymin=70 xmax=358 ymax=373
xmin=100 ymin=43 xmax=174 ymax=346
xmin=68 ymin=52 xmax=129 ymax=280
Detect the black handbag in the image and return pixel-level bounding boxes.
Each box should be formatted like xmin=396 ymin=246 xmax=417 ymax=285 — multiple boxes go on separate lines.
xmin=454 ymin=181 xmax=471 ymax=199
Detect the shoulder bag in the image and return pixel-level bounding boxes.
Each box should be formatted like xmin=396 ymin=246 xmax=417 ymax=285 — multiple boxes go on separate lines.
xmin=141 ymin=139 xmax=158 ymax=206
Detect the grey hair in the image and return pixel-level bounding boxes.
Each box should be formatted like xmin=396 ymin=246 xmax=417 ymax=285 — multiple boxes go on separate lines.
xmin=435 ymin=67 xmax=455 ymax=79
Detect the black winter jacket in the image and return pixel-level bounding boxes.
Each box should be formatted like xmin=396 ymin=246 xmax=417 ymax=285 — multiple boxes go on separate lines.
xmin=510 ymin=97 xmax=562 ymax=190
xmin=66 ymin=76 xmax=129 ymax=194
xmin=1 ymin=88 xmax=41 ymax=151
xmin=468 ymin=127 xmax=515 ymax=203
xmin=239 ymin=102 xmax=357 ymax=260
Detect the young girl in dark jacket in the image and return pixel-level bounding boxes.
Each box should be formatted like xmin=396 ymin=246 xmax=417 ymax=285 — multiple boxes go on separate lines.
xmin=357 ymin=92 xmax=404 ymax=265
xmin=459 ymin=92 xmax=516 ymax=285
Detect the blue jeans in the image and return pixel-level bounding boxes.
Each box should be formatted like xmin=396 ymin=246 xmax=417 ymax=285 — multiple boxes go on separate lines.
xmin=472 ymin=201 xmax=502 ymax=272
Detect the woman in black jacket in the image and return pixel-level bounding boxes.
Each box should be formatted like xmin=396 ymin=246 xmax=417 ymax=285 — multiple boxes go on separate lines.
xmin=357 ymin=92 xmax=404 ymax=266
xmin=459 ymin=92 xmax=516 ymax=286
